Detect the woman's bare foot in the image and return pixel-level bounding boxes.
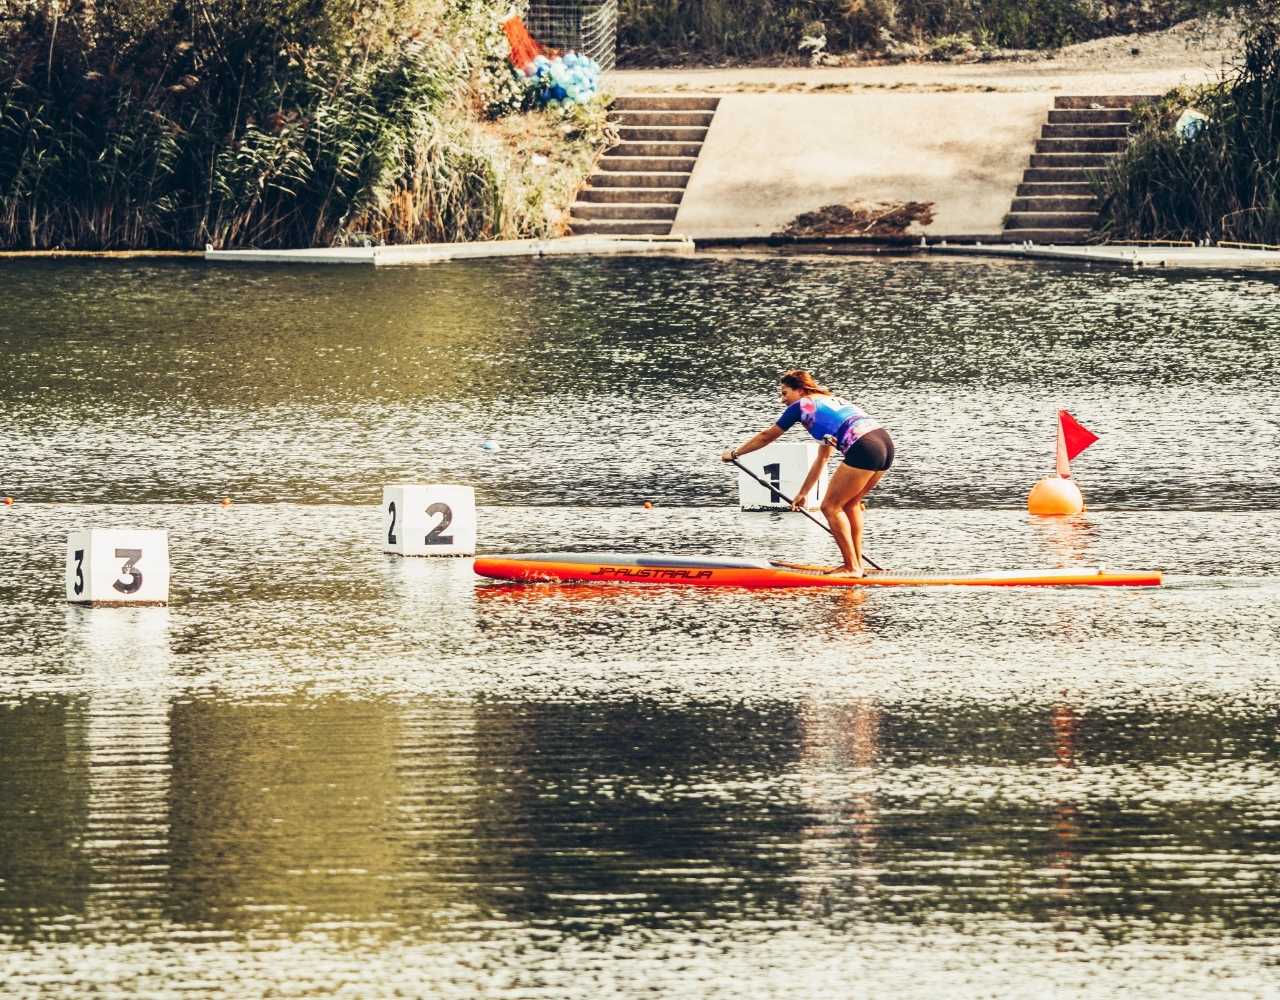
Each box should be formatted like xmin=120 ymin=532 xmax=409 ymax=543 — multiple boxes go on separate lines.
xmin=824 ymin=565 xmax=864 ymax=578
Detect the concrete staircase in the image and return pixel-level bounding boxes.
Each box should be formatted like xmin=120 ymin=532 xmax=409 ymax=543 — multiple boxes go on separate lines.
xmin=1002 ymin=95 xmax=1153 ymax=244
xmin=570 ymin=96 xmax=719 ymax=236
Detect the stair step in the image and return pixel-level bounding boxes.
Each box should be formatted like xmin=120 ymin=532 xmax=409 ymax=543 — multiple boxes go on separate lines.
xmin=610 ymin=140 xmax=704 ymax=157
xmin=571 ymin=202 xmax=679 ymax=221
xmin=1005 ymin=212 xmax=1099 ymax=229
xmin=1053 ymin=95 xmax=1156 ymax=109
xmin=1011 ymin=195 xmax=1100 ymax=212
xmin=599 ymin=156 xmax=697 ymax=172
xmin=1048 ymin=108 xmax=1134 ymax=125
xmin=570 ymin=220 xmax=675 ymax=236
xmin=577 ymin=187 xmax=685 ymax=204
xmin=589 ymin=171 xmax=691 ymax=188
xmin=1021 ymin=167 xmax=1098 ymax=183
xmin=1042 ymin=123 xmax=1130 ymax=139
xmin=1036 ymin=137 xmax=1127 ymax=154
xmin=612 ymin=95 xmax=719 ymax=112
xmin=1029 ymin=153 xmax=1112 ymax=168
xmin=611 ymin=110 xmax=715 ymax=127
xmin=618 ymin=125 xmax=709 ymax=142
xmin=1016 ymin=181 xmax=1096 ymax=197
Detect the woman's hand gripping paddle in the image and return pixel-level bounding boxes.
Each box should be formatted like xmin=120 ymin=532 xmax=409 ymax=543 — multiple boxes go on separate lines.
xmin=727 ymin=456 xmax=883 ymax=571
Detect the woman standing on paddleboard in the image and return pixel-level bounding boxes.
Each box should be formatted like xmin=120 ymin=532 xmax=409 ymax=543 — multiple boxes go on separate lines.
xmin=721 ymin=370 xmax=894 ymax=577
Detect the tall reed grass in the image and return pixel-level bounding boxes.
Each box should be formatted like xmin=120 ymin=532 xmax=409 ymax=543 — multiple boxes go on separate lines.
xmin=1096 ymin=30 xmax=1280 ymax=243
xmin=0 ymin=0 xmax=606 ymax=250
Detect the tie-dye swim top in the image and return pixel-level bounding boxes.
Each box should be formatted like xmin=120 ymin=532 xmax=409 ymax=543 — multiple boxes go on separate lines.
xmin=776 ymin=395 xmax=881 ymax=451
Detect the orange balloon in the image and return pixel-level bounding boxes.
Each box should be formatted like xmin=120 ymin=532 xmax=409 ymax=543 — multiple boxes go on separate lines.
xmin=1028 ymin=476 xmax=1084 ymax=515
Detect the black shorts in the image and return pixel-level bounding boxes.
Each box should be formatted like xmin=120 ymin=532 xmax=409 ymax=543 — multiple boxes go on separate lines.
xmin=843 ymin=428 xmax=895 ymax=471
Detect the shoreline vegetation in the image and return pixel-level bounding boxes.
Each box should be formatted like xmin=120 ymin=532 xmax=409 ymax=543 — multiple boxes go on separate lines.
xmin=0 ymin=0 xmax=615 ymax=251
xmin=1097 ymin=25 xmax=1280 ymax=244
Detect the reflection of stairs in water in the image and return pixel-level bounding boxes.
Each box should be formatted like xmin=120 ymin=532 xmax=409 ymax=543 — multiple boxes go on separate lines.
xmin=570 ymin=96 xmax=720 ymax=236
xmin=1003 ymin=95 xmax=1154 ymax=245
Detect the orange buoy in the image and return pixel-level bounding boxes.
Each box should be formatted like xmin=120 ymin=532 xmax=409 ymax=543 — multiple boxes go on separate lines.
xmin=1028 ymin=476 xmax=1084 ymax=515
xmin=643 ymin=501 xmax=653 ymax=509
xmin=220 ymin=497 xmax=232 ymax=507
xmin=2 ymin=497 xmax=12 ymax=506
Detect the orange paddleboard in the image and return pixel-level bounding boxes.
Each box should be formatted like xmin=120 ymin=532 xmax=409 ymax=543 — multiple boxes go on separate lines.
xmin=473 ymin=553 xmax=1162 ymax=588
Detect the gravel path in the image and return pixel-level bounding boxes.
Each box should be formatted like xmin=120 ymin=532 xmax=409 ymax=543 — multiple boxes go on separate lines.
xmin=610 ymin=17 xmax=1240 ymax=95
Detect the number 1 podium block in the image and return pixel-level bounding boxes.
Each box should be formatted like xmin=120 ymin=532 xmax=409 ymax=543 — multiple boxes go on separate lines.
xmin=382 ymin=484 xmax=476 ymax=557
xmin=66 ymin=529 xmax=170 ymax=606
xmin=737 ymin=440 xmax=828 ymax=511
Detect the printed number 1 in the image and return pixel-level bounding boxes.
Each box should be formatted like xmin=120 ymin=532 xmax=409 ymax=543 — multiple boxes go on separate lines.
xmin=112 ymin=548 xmax=143 ymax=595
xmin=763 ymin=463 xmax=783 ymax=504
xmin=73 ymin=549 xmax=85 ymax=596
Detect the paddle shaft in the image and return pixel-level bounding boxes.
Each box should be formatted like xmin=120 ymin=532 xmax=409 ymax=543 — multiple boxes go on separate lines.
xmin=729 ymin=457 xmax=883 ymax=571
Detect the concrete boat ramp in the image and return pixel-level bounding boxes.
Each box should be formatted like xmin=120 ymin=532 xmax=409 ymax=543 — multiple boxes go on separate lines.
xmin=204 ymin=233 xmax=693 ymax=266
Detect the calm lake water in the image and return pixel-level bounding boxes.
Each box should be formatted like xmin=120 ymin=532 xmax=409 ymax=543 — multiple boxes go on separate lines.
xmin=1 ymin=254 xmax=1278 ymax=997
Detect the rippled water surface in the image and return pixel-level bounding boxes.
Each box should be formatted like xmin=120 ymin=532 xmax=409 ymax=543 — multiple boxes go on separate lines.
xmin=2 ymin=255 xmax=1278 ymax=997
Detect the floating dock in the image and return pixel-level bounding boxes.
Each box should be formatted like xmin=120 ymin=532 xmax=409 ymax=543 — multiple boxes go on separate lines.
xmin=200 ymin=233 xmax=1280 ymax=273
xmin=204 ymin=234 xmax=694 ymax=266
xmin=929 ymin=241 xmax=1280 ymax=271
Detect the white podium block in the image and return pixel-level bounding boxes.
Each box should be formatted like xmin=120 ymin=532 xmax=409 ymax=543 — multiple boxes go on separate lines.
xmin=66 ymin=529 xmax=170 ymax=606
xmin=382 ymin=484 xmax=476 ymax=557
xmin=737 ymin=440 xmax=828 ymax=511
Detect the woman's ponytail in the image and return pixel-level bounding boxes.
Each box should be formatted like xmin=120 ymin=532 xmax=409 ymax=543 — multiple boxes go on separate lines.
xmin=780 ymin=369 xmax=830 ymax=396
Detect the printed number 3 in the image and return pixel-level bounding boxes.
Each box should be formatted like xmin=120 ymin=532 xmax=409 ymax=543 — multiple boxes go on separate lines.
xmin=113 ymin=548 xmax=143 ymax=595
xmin=73 ymin=549 xmax=85 ymax=596
xmin=425 ymin=502 xmax=453 ymax=545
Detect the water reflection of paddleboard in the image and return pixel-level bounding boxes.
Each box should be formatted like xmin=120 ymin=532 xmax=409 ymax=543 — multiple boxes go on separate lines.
xmin=474 ymin=553 xmax=1162 ymax=588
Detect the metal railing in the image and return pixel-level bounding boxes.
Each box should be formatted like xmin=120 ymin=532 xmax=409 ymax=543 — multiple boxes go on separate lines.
xmin=1105 ymin=239 xmax=1197 ymax=247
xmin=1218 ymin=240 xmax=1280 ymax=252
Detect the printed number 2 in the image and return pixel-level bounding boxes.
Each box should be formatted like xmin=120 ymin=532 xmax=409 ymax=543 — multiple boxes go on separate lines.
xmin=424 ymin=502 xmax=453 ymax=545
xmin=387 ymin=501 xmax=398 ymax=545
xmin=112 ymin=548 xmax=143 ymax=595
xmin=73 ymin=549 xmax=85 ymax=596
xmin=763 ymin=462 xmax=783 ymax=503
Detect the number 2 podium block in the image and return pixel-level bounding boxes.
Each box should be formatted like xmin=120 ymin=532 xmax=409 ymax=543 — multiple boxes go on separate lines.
xmin=66 ymin=529 xmax=170 ymax=606
xmin=737 ymin=440 xmax=828 ymax=511
xmin=382 ymin=484 xmax=476 ymax=557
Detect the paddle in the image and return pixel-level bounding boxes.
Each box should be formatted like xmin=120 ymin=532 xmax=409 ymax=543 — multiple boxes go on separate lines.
xmin=728 ymin=456 xmax=883 ymax=571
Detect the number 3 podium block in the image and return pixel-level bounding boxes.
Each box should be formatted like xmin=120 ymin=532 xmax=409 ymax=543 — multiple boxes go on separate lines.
xmin=66 ymin=529 xmax=170 ymax=606
xmin=737 ymin=440 xmax=828 ymax=511
xmin=382 ymin=484 xmax=476 ymax=557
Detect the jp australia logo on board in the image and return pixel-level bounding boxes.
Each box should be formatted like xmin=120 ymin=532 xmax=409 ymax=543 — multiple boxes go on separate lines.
xmin=591 ymin=566 xmax=714 ymax=580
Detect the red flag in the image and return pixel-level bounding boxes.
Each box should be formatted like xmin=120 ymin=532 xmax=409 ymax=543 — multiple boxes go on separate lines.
xmin=1055 ymin=409 xmax=1098 ymax=478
